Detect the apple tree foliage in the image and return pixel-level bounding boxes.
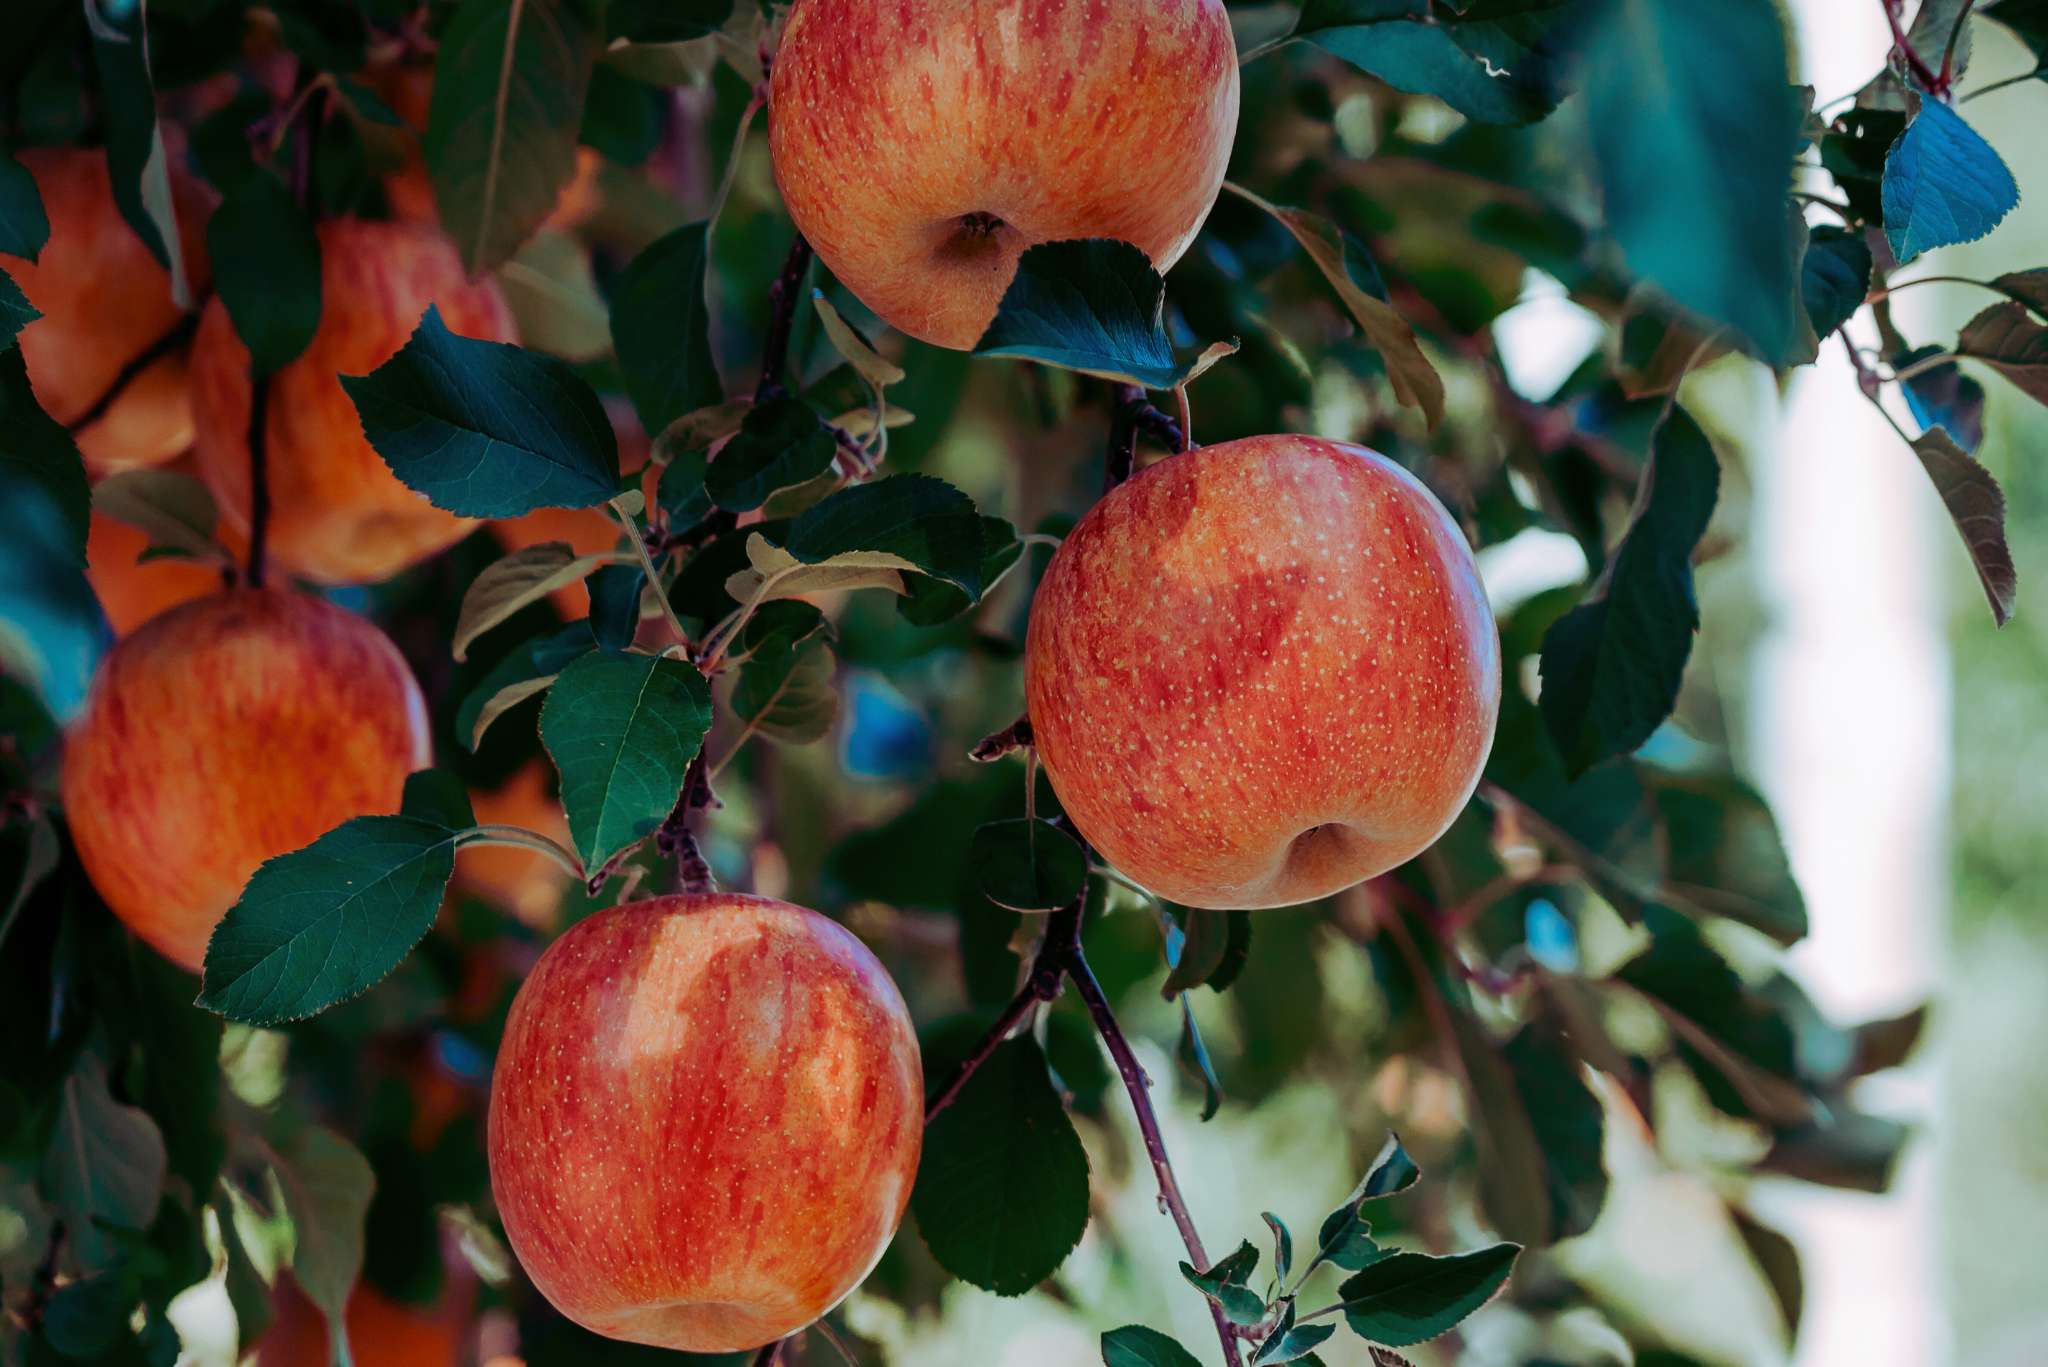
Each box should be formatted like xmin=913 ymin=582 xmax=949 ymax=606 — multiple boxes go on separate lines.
xmin=0 ymin=0 xmax=2038 ymax=1363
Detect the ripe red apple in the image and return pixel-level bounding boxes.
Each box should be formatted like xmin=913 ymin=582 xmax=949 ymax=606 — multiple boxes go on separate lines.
xmin=62 ymin=590 xmax=431 ymax=971
xmin=1025 ymin=435 xmax=1500 ymax=909
xmin=768 ymin=0 xmax=1240 ymax=350
xmin=188 ymin=218 xmax=518 ymax=585
xmin=489 ymin=894 xmax=922 ymax=1353
xmin=1 ymin=147 xmax=213 ymax=474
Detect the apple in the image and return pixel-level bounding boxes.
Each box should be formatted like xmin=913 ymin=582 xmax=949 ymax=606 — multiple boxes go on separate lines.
xmin=258 ymin=1273 xmax=468 ymax=1367
xmin=1 ymin=147 xmax=213 ymax=474
xmin=188 ymin=217 xmax=518 ymax=585
xmin=1024 ymin=435 xmax=1501 ymax=909
xmin=768 ymin=0 xmax=1240 ymax=350
xmin=62 ymin=589 xmax=432 ymax=971
xmin=489 ymin=894 xmax=922 ymax=1353
xmin=452 ymin=761 xmax=573 ymax=927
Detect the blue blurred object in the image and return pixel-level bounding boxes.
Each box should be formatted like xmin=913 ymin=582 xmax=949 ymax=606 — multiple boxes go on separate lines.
xmin=1524 ymin=897 xmax=1580 ymax=974
xmin=0 ymin=477 xmax=108 ymax=722
xmin=433 ymin=1030 xmax=490 ymax=1082
xmin=839 ymin=671 xmax=931 ymax=780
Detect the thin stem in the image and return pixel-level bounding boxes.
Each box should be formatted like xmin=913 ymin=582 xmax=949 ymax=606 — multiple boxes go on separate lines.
xmin=460 ymin=825 xmax=585 ymax=880
xmin=1293 ymin=1301 xmax=1343 ymax=1324
xmin=811 ymin=1319 xmax=860 ymax=1367
xmin=1962 ymin=69 xmax=2041 ymax=102
xmin=925 ymin=981 xmax=1051 ymax=1122
xmin=64 ymin=311 xmax=202 ymax=437
xmin=756 ymin=233 xmax=815 ymax=403
xmin=246 ymin=373 xmax=272 ymax=588
xmin=708 ymin=91 xmax=763 ymax=228
xmin=610 ymin=497 xmax=693 ymax=651
xmin=1940 ymin=0 xmax=1976 ymax=87
xmin=1066 ymin=941 xmax=1243 ymax=1367
xmin=1104 ymin=383 xmax=1144 ymax=491
xmin=1889 ymin=351 xmax=1958 ymax=386
xmin=1864 ymin=273 xmax=2009 ymax=304
xmin=1237 ymin=35 xmax=1290 ymax=66
xmin=1882 ymin=0 xmax=1943 ymax=92
xmin=655 ymin=752 xmax=718 ymax=895
xmin=750 ymin=1340 xmax=784 ymax=1367
xmin=1174 ymin=383 xmax=1193 ymax=452
xmin=1790 ymin=188 xmax=1854 ymax=219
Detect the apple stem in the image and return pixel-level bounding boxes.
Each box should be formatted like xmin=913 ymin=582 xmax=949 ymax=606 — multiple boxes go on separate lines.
xmin=967 ymin=715 xmax=1033 ymax=763
xmin=755 ymin=233 xmax=816 ymax=403
xmin=1103 ymin=385 xmax=1186 ymax=491
xmin=246 ymin=371 xmax=271 ymax=589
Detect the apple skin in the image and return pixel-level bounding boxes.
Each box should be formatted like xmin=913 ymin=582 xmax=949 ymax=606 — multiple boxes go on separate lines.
xmin=489 ymin=894 xmax=923 ymax=1353
xmin=1 ymin=147 xmax=213 ymax=474
xmin=768 ymin=0 xmax=1239 ymax=350
xmin=1025 ymin=435 xmax=1501 ymax=909
xmin=188 ymin=217 xmax=518 ymax=585
xmin=61 ymin=589 xmax=432 ymax=972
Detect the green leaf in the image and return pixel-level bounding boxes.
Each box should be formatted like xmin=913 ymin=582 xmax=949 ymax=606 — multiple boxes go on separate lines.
xmin=705 ymin=398 xmax=839 ymax=511
xmin=974 ymin=238 xmax=1236 ymax=389
xmin=814 ymin=291 xmax=905 ymax=388
xmin=89 ymin=4 xmax=194 ymax=305
xmin=343 ymin=305 xmax=621 ymax=517
xmin=913 ymin=1036 xmax=1090 ymax=1295
xmin=658 ymin=446 xmax=715 ymax=529
xmin=207 ymin=171 xmax=322 ymax=375
xmin=607 ymin=0 xmax=735 ymax=41
xmin=731 ymin=624 xmax=839 ymax=745
xmin=43 ymin=1052 xmax=167 ymax=1272
xmin=1583 ymin=0 xmax=1802 ymax=362
xmin=1957 ymin=299 xmax=2048 ymax=406
xmin=500 ymin=230 xmax=612 ymax=363
xmin=426 ymin=0 xmax=602 ymax=274
xmin=784 ymin=474 xmax=995 ymax=596
xmin=92 ymin=468 xmax=225 ymax=566
xmin=1292 ymin=0 xmax=1591 ymax=124
xmin=588 ymin=563 xmax=643 ymax=652
xmin=1908 ymin=426 xmax=2016 ymax=626
xmin=272 ymin=1125 xmax=375 ymax=1349
xmin=1251 ymin=1299 xmax=1336 ymax=1365
xmin=897 ymin=515 xmax=1024 ymax=626
xmin=1176 ymin=996 xmax=1224 ymax=1121
xmin=539 ymin=650 xmax=713 ymax=869
xmin=1500 ymin=1020 xmax=1608 ymax=1241
xmin=198 ymin=773 xmax=472 ymax=1025
xmin=456 ymin=622 xmax=597 ymax=750
xmin=1318 ymin=1133 xmax=1419 ymax=1270
xmin=0 ymin=402 xmax=103 ymax=721
xmin=1538 ymin=404 xmax=1720 ymax=775
xmin=1883 ymin=99 xmax=2018 ymax=265
xmin=1799 ymin=224 xmax=1872 ymax=346
xmin=1179 ymin=1241 xmax=1266 ymax=1325
xmin=0 ymin=269 xmax=36 ymax=351
xmin=1337 ymin=1243 xmax=1521 ymax=1346
xmin=1162 ymin=906 xmax=1251 ymax=999
xmin=612 ymin=221 xmax=725 ymax=434
xmin=971 ymin=818 xmax=1088 ymax=912
xmin=1983 ymin=0 xmax=2048 ymax=67
xmin=454 ymin=541 xmax=616 ymax=661
xmin=0 ymin=148 xmax=50 ymax=260
xmin=1264 ymin=1212 xmax=1294 ymax=1284
xmin=1229 ymin=188 xmax=1444 ymax=427
xmin=1102 ymin=1326 xmax=1204 ymax=1367
xmin=1819 ymin=109 xmax=1906 ymax=223
xmin=2 ymin=350 xmax=88 ymax=561
xmin=399 ymin=767 xmax=477 ymax=830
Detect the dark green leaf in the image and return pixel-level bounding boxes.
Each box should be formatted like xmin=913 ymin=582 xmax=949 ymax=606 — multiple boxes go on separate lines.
xmin=0 ymin=269 xmax=36 ymax=350
xmin=612 ymin=221 xmax=725 ymax=434
xmin=0 ymin=149 xmax=50 ymax=260
xmin=783 ymin=474 xmax=994 ymax=596
xmin=913 ymin=1036 xmax=1090 ymax=1294
xmin=1983 ymin=0 xmax=2048 ymax=63
xmin=971 ymin=818 xmax=1088 ymax=912
xmin=705 ymin=398 xmax=838 ymax=511
xmin=580 ymin=64 xmax=666 ymax=165
xmin=89 ymin=5 xmax=191 ymax=300
xmin=2 ymin=349 xmax=88 ymax=559
xmin=1819 ymin=109 xmax=1906 ymax=223
xmin=1293 ymin=0 xmax=1591 ymax=124
xmin=426 ymin=0 xmax=602 ymax=274
xmin=606 ymin=0 xmax=734 ymax=41
xmin=1179 ymin=1240 xmax=1266 ymax=1325
xmin=731 ymin=628 xmax=839 ymax=745
xmin=1318 ymin=1132 xmax=1419 ymax=1270
xmin=399 ymin=767 xmax=477 ymax=830
xmin=1538 ymin=404 xmax=1720 ymax=774
xmin=1102 ymin=1326 xmax=1204 ymax=1367
xmin=1501 ymin=1020 xmax=1608 ymax=1241
xmin=272 ymin=1125 xmax=375 ymax=1345
xmin=974 ymin=238 xmax=1232 ymax=389
xmin=198 ymin=787 xmax=469 ymax=1025
xmin=1263 ymin=1212 xmax=1294 ymax=1284
xmin=896 ymin=515 xmax=1023 ymax=625
xmin=1799 ymin=225 xmax=1871 ymax=345
xmin=1957 ymin=299 xmax=2048 ymax=405
xmin=1163 ymin=907 xmax=1250 ymax=999
xmin=456 ymin=622 xmax=596 ymax=750
xmin=1177 ymin=996 xmax=1224 ymax=1121
xmin=1883 ymin=99 xmax=2018 ymax=265
xmin=1251 ymin=1299 xmax=1336 ymax=1365
xmin=539 ymin=650 xmax=712 ymax=868
xmin=1338 ymin=1244 xmax=1521 ymax=1347
xmin=207 ymin=172 xmax=322 ymax=375
xmin=343 ymin=305 xmax=621 ymax=516
xmin=1908 ymin=426 xmax=2016 ymax=626
xmin=1649 ymin=770 xmax=1809 ymax=944
xmin=0 ymin=400 xmax=103 ymax=720
xmin=658 ymin=447 xmax=715 ymax=529
xmin=43 ymin=1052 xmax=166 ymax=1272
xmin=1583 ymin=0 xmax=1802 ymax=362
xmin=588 ymin=564 xmax=644 ymax=653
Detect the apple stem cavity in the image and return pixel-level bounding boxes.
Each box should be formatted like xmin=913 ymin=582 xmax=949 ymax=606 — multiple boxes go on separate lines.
xmin=754 ymin=232 xmax=816 ymax=404
xmin=923 ymin=887 xmax=1247 ymax=1367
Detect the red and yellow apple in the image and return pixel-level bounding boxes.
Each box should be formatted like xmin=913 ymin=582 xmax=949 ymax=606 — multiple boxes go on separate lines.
xmin=189 ymin=217 xmax=518 ymax=585
xmin=61 ymin=589 xmax=432 ymax=971
xmin=489 ymin=894 xmax=922 ymax=1353
xmin=258 ymin=1274 xmax=467 ymax=1367
xmin=1025 ymin=435 xmax=1500 ymax=909
xmin=1 ymin=147 xmax=213 ymax=473
xmin=768 ymin=0 xmax=1240 ymax=349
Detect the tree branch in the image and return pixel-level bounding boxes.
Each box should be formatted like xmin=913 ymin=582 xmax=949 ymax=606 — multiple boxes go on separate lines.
xmin=655 ymin=751 xmax=718 ymax=895
xmin=1882 ymin=0 xmax=1944 ymax=92
xmin=755 ymin=233 xmax=815 ymax=403
xmin=924 ymin=896 xmax=1074 ymax=1123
